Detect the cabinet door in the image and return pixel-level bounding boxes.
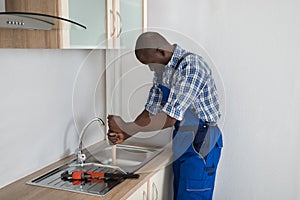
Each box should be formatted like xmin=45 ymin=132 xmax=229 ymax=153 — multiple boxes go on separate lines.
xmin=68 ymin=0 xmax=108 ymax=48
xmin=119 ymin=0 xmax=145 ymax=49
xmin=68 ymin=0 xmax=146 ymax=49
xmin=112 ymin=0 xmax=147 ymax=49
xmin=149 ymin=165 xmax=173 ymax=200
xmin=127 ymin=181 xmax=148 ymax=200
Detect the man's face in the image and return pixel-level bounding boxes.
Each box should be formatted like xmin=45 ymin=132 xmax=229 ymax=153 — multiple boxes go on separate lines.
xmin=138 ymin=51 xmax=166 ymax=72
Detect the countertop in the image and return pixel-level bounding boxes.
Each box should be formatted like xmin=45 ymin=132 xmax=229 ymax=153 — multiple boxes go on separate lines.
xmin=0 ymin=142 xmax=173 ymax=200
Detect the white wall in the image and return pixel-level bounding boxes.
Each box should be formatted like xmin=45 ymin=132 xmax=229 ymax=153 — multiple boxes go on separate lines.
xmin=0 ymin=0 xmax=5 ymax=11
xmin=149 ymin=0 xmax=300 ymax=200
xmin=0 ymin=49 xmax=106 ymax=188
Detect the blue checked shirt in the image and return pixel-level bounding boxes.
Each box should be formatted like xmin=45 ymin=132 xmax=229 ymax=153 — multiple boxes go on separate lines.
xmin=145 ymin=45 xmax=221 ymax=122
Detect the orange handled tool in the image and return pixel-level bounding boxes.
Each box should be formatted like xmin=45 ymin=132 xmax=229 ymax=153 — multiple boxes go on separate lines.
xmin=61 ymin=170 xmax=139 ymax=181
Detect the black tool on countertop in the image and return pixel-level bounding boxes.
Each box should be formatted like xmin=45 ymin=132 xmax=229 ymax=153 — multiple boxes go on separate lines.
xmin=61 ymin=170 xmax=140 ymax=181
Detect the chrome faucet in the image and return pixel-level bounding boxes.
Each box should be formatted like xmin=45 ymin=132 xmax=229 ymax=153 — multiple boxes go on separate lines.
xmin=75 ymin=117 xmax=105 ymax=165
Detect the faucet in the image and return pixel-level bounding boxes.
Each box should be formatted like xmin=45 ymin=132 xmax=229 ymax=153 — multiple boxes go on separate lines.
xmin=75 ymin=117 xmax=105 ymax=165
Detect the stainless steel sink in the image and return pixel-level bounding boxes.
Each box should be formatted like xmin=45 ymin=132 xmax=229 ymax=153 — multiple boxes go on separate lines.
xmin=87 ymin=144 xmax=161 ymax=173
xmin=27 ymin=144 xmax=162 ymax=197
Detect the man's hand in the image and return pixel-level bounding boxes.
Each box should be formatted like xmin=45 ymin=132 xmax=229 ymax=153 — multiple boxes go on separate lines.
xmin=107 ymin=131 xmax=131 ymax=144
xmin=107 ymin=115 xmax=131 ymax=144
xmin=107 ymin=115 xmax=126 ymax=133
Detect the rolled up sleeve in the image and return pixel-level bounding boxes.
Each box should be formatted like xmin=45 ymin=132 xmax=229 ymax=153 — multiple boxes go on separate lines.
xmin=145 ymin=84 xmax=163 ymax=115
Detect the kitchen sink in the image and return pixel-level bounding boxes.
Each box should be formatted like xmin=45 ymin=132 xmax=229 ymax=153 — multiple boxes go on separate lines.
xmin=87 ymin=144 xmax=161 ymax=173
xmin=27 ymin=143 xmax=162 ymax=197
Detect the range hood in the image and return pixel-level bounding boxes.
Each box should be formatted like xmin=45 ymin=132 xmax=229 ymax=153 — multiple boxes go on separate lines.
xmin=0 ymin=12 xmax=86 ymax=30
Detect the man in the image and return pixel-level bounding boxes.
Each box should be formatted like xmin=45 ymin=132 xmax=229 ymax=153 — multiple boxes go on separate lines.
xmin=108 ymin=32 xmax=223 ymax=200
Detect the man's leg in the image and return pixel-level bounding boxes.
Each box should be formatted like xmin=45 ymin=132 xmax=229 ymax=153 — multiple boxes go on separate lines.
xmin=176 ymin=144 xmax=222 ymax=200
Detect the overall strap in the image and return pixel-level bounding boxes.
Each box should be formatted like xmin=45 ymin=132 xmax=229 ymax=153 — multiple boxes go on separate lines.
xmin=159 ymin=52 xmax=194 ymax=105
xmin=175 ymin=52 xmax=194 ymax=70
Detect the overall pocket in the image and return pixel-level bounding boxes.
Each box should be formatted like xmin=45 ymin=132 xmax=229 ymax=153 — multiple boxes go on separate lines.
xmin=192 ymin=124 xmax=209 ymax=155
xmin=193 ymin=125 xmax=222 ymax=159
xmin=185 ymin=179 xmax=213 ymax=200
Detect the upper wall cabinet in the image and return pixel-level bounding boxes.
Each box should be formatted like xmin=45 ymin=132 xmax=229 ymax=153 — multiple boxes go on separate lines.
xmin=67 ymin=0 xmax=107 ymax=49
xmin=0 ymin=0 xmax=147 ymax=49
xmin=110 ymin=0 xmax=147 ymax=49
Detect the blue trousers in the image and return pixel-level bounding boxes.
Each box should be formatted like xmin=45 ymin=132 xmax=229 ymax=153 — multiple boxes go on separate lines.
xmin=173 ymin=131 xmax=223 ymax=200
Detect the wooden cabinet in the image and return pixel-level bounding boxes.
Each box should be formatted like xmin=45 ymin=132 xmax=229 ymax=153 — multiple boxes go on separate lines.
xmin=1 ymin=0 xmax=63 ymax=48
xmin=0 ymin=0 xmax=147 ymax=49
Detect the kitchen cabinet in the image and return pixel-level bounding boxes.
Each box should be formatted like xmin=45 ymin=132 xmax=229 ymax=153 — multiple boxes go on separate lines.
xmin=148 ymin=165 xmax=173 ymax=200
xmin=127 ymin=181 xmax=148 ymax=200
xmin=0 ymin=0 xmax=146 ymax=49
xmin=68 ymin=0 xmax=147 ymax=49
xmin=67 ymin=0 xmax=108 ymax=48
xmin=127 ymin=165 xmax=173 ymax=200
xmin=111 ymin=0 xmax=147 ymax=49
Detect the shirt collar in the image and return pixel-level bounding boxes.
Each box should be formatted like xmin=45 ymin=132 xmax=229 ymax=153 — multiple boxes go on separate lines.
xmin=165 ymin=44 xmax=188 ymax=70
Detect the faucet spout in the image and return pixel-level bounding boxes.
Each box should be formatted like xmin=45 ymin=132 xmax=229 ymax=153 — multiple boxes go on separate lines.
xmin=76 ymin=117 xmax=105 ymax=164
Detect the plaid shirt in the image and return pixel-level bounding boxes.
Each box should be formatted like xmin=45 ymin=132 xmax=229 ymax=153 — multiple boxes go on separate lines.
xmin=145 ymin=45 xmax=221 ymax=122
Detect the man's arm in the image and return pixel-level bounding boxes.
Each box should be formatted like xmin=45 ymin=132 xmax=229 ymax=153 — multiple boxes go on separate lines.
xmin=108 ymin=109 xmax=177 ymax=135
xmin=134 ymin=109 xmax=177 ymax=133
xmin=107 ymin=109 xmax=177 ymax=144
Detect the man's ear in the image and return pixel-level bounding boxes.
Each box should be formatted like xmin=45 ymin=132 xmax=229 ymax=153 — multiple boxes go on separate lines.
xmin=156 ymin=48 xmax=165 ymax=57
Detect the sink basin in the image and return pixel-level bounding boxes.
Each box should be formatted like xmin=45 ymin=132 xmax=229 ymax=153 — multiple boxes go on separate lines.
xmin=86 ymin=144 xmax=161 ymax=173
xmin=27 ymin=143 xmax=163 ymax=197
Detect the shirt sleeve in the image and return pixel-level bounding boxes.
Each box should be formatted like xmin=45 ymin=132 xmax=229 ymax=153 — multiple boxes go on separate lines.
xmin=162 ymin=62 xmax=207 ymax=121
xmin=145 ymin=83 xmax=163 ymax=115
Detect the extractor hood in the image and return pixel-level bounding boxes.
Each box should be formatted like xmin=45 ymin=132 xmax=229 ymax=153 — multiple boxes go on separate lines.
xmin=0 ymin=12 xmax=86 ymax=30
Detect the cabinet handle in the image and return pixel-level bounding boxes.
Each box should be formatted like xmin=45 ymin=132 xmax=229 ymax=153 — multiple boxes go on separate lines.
xmin=152 ymin=182 xmax=158 ymax=200
xmin=110 ymin=9 xmax=116 ymax=37
xmin=116 ymin=11 xmax=122 ymax=38
xmin=143 ymin=190 xmax=148 ymax=200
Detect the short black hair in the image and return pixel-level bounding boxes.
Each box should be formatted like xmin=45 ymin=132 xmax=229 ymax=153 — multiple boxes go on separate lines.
xmin=135 ymin=32 xmax=170 ymax=60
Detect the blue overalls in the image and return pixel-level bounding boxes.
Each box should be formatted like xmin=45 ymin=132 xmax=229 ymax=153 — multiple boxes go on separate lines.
xmin=158 ymin=58 xmax=223 ymax=200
